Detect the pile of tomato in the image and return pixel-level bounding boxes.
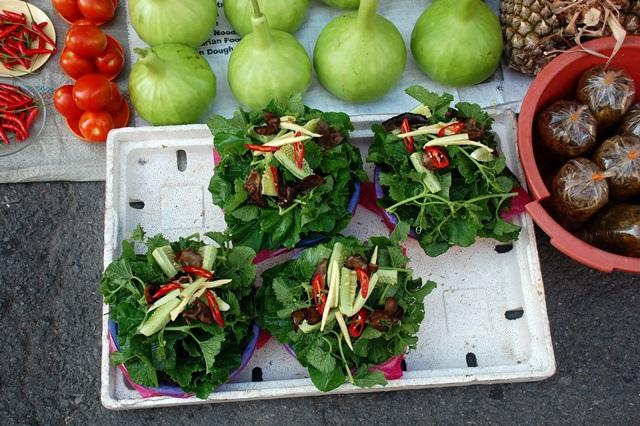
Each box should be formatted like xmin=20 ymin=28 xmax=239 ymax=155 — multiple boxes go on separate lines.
xmin=52 ymin=10 xmax=128 ymax=143
xmin=52 ymin=0 xmax=117 ymax=26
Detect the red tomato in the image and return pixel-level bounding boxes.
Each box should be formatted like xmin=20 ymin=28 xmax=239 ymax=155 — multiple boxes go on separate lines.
xmin=65 ymin=25 xmax=107 ymax=58
xmin=73 ymin=74 xmax=112 ymax=111
xmin=52 ymin=0 xmax=81 ymax=21
xmin=106 ymin=35 xmax=124 ymax=56
xmin=95 ymin=46 xmax=124 ymax=77
xmin=77 ymin=0 xmax=116 ymax=24
xmin=71 ymin=19 xmax=95 ymax=27
xmin=54 ymin=85 xmax=84 ymax=120
xmin=105 ymin=83 xmax=123 ymax=114
xmin=59 ymin=47 xmax=97 ymax=80
xmin=78 ymin=111 xmax=114 ymax=142
xmin=112 ymin=100 xmax=129 ymax=128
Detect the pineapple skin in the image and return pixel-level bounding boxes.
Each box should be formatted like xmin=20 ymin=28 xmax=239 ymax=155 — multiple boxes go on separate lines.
xmin=500 ymin=0 xmax=640 ymax=76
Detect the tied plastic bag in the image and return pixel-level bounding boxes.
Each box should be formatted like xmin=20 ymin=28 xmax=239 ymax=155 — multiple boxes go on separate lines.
xmin=578 ymin=203 xmax=640 ymax=258
xmin=576 ymin=66 xmax=635 ymax=128
xmin=593 ymin=135 xmax=640 ymax=200
xmin=537 ymin=100 xmax=598 ymax=159
xmin=550 ymin=157 xmax=609 ymax=228
xmin=620 ymin=104 xmax=640 ymax=137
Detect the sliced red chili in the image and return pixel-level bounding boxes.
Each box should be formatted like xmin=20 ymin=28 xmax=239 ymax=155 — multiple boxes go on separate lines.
xmin=437 ymin=121 xmax=464 ymax=137
xmin=182 ymin=265 xmax=213 ymax=280
xmin=355 ymin=267 xmax=369 ymax=298
xmin=0 ymin=125 xmax=8 ymax=145
xmin=206 ymin=290 xmax=225 ymax=328
xmin=270 ymin=166 xmax=279 ymax=194
xmin=244 ymin=143 xmax=279 ymax=152
xmin=424 ymin=146 xmax=450 ymax=170
xmin=152 ymin=283 xmax=183 ymax=301
xmin=400 ymin=117 xmax=415 ymax=154
xmin=311 ymin=273 xmax=326 ymax=315
xmin=294 ymin=137 xmax=304 ymax=170
xmin=348 ymin=308 xmax=368 ymax=338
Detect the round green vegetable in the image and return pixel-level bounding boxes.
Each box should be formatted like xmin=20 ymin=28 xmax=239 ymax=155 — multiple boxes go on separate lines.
xmin=320 ymin=0 xmax=360 ymax=9
xmin=313 ymin=0 xmax=406 ymax=103
xmin=228 ymin=0 xmax=312 ymax=110
xmin=128 ymin=0 xmax=218 ymax=48
xmin=224 ymin=0 xmax=309 ymax=37
xmin=411 ymin=0 xmax=503 ymax=87
xmin=129 ymin=44 xmax=217 ymax=125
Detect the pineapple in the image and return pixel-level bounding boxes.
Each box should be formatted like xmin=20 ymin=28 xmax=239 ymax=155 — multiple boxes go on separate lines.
xmin=500 ymin=0 xmax=640 ymax=76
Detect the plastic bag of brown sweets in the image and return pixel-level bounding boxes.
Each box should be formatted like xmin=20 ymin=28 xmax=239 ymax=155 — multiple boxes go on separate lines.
xmin=578 ymin=203 xmax=640 ymax=258
xmin=620 ymin=104 xmax=640 ymax=137
xmin=576 ymin=66 xmax=635 ymax=128
xmin=593 ymin=135 xmax=640 ymax=200
xmin=537 ymin=100 xmax=598 ymax=159
xmin=550 ymin=157 xmax=609 ymax=229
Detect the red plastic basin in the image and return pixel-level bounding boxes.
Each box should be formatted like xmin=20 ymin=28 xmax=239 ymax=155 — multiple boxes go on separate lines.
xmin=518 ymin=36 xmax=640 ymax=273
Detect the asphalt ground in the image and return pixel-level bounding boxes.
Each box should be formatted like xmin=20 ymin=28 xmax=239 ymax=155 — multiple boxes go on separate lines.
xmin=0 ymin=181 xmax=639 ymax=425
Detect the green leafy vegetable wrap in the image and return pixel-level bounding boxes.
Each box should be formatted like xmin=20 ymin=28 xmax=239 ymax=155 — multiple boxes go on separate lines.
xmin=255 ymin=224 xmax=436 ymax=392
xmin=368 ymin=86 xmax=521 ymax=257
xmin=101 ymin=228 xmax=257 ymax=399
xmin=208 ymin=95 xmax=367 ymax=252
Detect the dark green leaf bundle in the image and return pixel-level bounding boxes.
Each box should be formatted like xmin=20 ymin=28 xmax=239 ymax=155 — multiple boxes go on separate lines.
xmin=368 ymin=86 xmax=521 ymax=257
xmin=208 ymin=94 xmax=367 ymax=252
xmin=100 ymin=228 xmax=256 ymax=399
xmin=256 ymin=225 xmax=436 ymax=392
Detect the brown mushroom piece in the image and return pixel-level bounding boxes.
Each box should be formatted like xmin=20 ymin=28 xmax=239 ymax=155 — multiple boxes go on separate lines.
xmin=183 ymin=299 xmax=213 ymax=325
xmin=175 ymin=248 xmax=203 ymax=267
xmin=536 ymin=100 xmax=598 ymax=160
xmin=550 ymin=158 xmax=610 ymax=229
xmin=304 ymin=308 xmax=322 ymax=325
xmin=578 ymin=203 xmax=640 ymax=258
xmin=592 ymin=135 xmax=640 ymax=200
xmin=384 ymin=297 xmax=399 ymax=316
xmin=291 ymin=309 xmax=306 ymax=330
xmin=576 ymin=66 xmax=635 ymax=128
xmin=344 ymin=254 xmax=368 ymax=270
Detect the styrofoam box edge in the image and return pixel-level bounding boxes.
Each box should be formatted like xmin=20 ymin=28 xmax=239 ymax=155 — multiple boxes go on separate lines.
xmin=101 ymin=113 xmax=555 ymax=410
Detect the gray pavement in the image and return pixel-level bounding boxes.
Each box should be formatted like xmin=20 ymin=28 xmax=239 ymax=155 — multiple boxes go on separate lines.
xmin=0 ymin=182 xmax=639 ymax=425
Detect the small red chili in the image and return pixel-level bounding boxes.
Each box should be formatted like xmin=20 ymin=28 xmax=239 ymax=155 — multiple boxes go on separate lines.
xmin=355 ymin=267 xmax=369 ymax=298
xmin=348 ymin=308 xmax=368 ymax=338
xmin=294 ymin=131 xmax=304 ymax=169
xmin=423 ymin=146 xmax=450 ymax=170
xmin=270 ymin=166 xmax=279 ymax=194
xmin=311 ymin=273 xmax=327 ymax=315
xmin=206 ymin=290 xmax=225 ymax=328
xmin=437 ymin=121 xmax=464 ymax=137
xmin=244 ymin=143 xmax=279 ymax=152
xmin=182 ymin=265 xmax=214 ymax=280
xmin=152 ymin=283 xmax=183 ymax=301
xmin=400 ymin=117 xmax=415 ymax=154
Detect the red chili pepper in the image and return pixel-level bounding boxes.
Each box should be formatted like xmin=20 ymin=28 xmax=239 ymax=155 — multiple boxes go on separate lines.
xmin=0 ymin=24 xmax=19 ymax=38
xmin=206 ymin=290 xmax=225 ymax=328
xmin=1 ymin=113 xmax=28 ymax=137
xmin=244 ymin=143 xmax=279 ymax=152
xmin=355 ymin=267 xmax=369 ymax=298
xmin=24 ymin=48 xmax=54 ymax=55
xmin=294 ymin=141 xmax=304 ymax=169
xmin=270 ymin=166 xmax=279 ymax=194
xmin=182 ymin=265 xmax=214 ymax=280
xmin=2 ymin=123 xmax=26 ymax=141
xmin=152 ymin=283 xmax=183 ymax=301
xmin=348 ymin=309 xmax=368 ymax=338
xmin=2 ymin=10 xmax=26 ymax=24
xmin=31 ymin=22 xmax=56 ymax=51
xmin=424 ymin=146 xmax=450 ymax=170
xmin=437 ymin=121 xmax=464 ymax=137
xmin=400 ymin=117 xmax=415 ymax=154
xmin=25 ymin=108 xmax=37 ymax=129
xmin=311 ymin=273 xmax=327 ymax=315
xmin=0 ymin=125 xmax=8 ymax=145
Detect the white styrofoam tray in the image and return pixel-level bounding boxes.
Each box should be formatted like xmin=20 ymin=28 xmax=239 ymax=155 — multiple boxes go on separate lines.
xmin=101 ymin=113 xmax=555 ymax=410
